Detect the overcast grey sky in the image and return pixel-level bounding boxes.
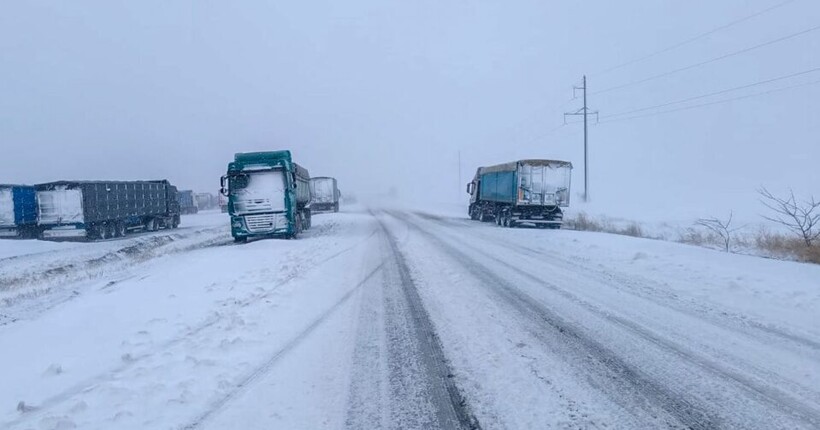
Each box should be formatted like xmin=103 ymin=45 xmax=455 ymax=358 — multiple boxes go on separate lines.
xmin=1 ymin=0 xmax=818 ymax=221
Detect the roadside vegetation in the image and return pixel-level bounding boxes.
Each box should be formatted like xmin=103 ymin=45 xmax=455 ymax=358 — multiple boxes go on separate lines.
xmin=565 ymin=188 xmax=820 ymax=265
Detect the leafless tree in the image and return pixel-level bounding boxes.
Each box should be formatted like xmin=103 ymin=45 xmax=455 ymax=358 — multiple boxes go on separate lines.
xmin=696 ymin=212 xmax=742 ymax=252
xmin=758 ymin=187 xmax=820 ymax=247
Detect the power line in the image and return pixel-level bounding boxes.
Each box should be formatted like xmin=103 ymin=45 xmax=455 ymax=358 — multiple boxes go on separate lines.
xmin=598 ymin=78 xmax=820 ymax=124
xmin=591 ymin=0 xmax=798 ymax=77
xmin=602 ymin=66 xmax=820 ymax=119
xmin=592 ymin=23 xmax=820 ymax=95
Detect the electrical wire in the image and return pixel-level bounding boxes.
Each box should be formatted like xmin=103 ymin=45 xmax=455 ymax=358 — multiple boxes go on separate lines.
xmin=592 ymin=23 xmax=820 ymax=95
xmin=602 ymin=66 xmax=820 ymax=118
xmin=597 ymin=78 xmax=820 ymax=124
xmin=591 ymin=0 xmax=798 ymax=77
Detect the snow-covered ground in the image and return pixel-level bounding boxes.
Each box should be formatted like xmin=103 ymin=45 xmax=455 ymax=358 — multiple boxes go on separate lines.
xmin=0 ymin=208 xmax=818 ymax=429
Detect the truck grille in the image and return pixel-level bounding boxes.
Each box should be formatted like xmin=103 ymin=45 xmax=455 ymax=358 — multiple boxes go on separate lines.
xmin=245 ymin=213 xmax=278 ymax=232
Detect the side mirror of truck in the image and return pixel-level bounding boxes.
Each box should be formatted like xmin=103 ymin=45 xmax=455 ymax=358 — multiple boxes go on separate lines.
xmin=466 ymin=183 xmax=473 ymax=194
xmin=219 ymin=176 xmax=228 ymax=196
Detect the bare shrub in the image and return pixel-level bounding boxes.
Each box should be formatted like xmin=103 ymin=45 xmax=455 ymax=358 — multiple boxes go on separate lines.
xmin=802 ymin=246 xmax=820 ymax=264
xmin=758 ymin=187 xmax=820 ymax=247
xmin=620 ymin=222 xmax=643 ymax=238
xmin=568 ymin=212 xmax=602 ymax=232
xmin=696 ymin=212 xmax=742 ymax=252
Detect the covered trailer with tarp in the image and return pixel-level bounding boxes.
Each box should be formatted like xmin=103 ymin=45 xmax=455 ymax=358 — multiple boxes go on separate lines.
xmin=309 ymin=177 xmax=340 ymax=212
xmin=0 ymin=185 xmax=39 ymax=238
xmin=35 ymin=180 xmax=181 ymax=240
xmin=466 ymin=159 xmax=572 ymax=228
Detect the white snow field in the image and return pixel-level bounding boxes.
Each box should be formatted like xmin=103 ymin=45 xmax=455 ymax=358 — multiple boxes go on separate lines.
xmin=0 ymin=209 xmax=818 ymax=429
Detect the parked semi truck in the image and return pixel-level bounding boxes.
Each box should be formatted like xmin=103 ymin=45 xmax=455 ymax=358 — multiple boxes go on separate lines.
xmin=0 ymin=185 xmax=39 ymax=238
xmin=178 ymin=190 xmax=199 ymax=214
xmin=309 ymin=177 xmax=340 ymax=212
xmin=36 ymin=180 xmax=181 ymax=240
xmin=195 ymin=192 xmax=217 ymax=211
xmin=220 ymin=151 xmax=312 ymax=242
xmin=467 ymin=159 xmax=572 ymax=229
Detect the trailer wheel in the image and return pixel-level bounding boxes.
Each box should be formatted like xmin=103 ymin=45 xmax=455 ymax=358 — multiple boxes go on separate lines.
xmin=507 ymin=216 xmax=516 ymax=228
xmin=91 ymin=223 xmax=104 ymax=240
xmin=107 ymin=222 xmax=117 ymax=239
xmin=98 ymin=223 xmax=108 ymax=240
xmin=145 ymin=218 xmax=156 ymax=232
xmin=172 ymin=216 xmax=180 ymax=229
xmin=116 ymin=221 xmax=127 ymax=237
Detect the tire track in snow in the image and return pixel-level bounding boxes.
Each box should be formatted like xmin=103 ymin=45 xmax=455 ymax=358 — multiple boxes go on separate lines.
xmin=182 ymin=262 xmax=385 ymax=429
xmin=417 ymin=214 xmax=820 ymax=409
xmin=1 ymin=228 xmax=379 ymax=429
xmin=400 ymin=213 xmax=820 ymax=429
xmin=418 ymin=212 xmax=820 ymax=355
xmin=395 ymin=213 xmax=720 ymax=429
xmin=373 ymin=213 xmax=480 ymax=430
xmin=0 ymin=227 xmax=232 ymax=307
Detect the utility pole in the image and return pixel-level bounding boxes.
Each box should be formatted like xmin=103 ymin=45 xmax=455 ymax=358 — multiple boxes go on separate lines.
xmin=564 ymin=75 xmax=598 ymax=202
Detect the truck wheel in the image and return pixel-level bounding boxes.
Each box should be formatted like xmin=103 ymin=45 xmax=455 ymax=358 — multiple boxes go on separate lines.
xmin=107 ymin=223 xmax=117 ymax=239
xmin=145 ymin=218 xmax=156 ymax=232
xmin=117 ymin=221 xmax=126 ymax=237
xmin=92 ymin=223 xmax=104 ymax=240
xmin=234 ymin=236 xmax=247 ymax=243
xmin=173 ymin=216 xmax=180 ymax=228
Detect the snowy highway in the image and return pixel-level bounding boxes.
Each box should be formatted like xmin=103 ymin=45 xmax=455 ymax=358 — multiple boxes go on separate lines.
xmin=1 ymin=209 xmax=819 ymax=429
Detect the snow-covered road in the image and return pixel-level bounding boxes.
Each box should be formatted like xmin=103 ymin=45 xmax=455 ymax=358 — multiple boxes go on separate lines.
xmin=0 ymin=209 xmax=818 ymax=429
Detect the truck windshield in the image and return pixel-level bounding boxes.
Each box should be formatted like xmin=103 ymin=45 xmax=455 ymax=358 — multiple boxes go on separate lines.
xmin=231 ymin=170 xmax=287 ymax=213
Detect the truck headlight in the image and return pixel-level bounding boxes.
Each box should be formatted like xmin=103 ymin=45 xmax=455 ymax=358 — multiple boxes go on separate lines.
xmin=232 ymin=219 xmax=243 ymax=228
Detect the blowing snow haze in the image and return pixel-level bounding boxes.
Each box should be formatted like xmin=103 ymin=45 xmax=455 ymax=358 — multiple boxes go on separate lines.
xmin=3 ymin=2 xmax=820 ymax=429
xmin=1 ymin=0 xmax=819 ymax=220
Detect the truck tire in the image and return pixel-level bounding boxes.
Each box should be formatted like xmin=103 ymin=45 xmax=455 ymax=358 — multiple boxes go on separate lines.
xmin=98 ymin=223 xmax=109 ymax=240
xmin=234 ymin=236 xmax=247 ymax=243
xmin=107 ymin=222 xmax=117 ymax=239
xmin=116 ymin=221 xmax=127 ymax=237
xmin=145 ymin=218 xmax=156 ymax=232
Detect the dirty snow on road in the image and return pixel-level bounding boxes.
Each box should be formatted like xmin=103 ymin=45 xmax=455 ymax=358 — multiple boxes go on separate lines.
xmin=0 ymin=209 xmax=818 ymax=429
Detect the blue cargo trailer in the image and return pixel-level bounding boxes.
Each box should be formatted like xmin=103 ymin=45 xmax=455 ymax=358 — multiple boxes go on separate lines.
xmin=178 ymin=190 xmax=199 ymax=215
xmin=0 ymin=185 xmax=39 ymax=238
xmin=466 ymin=159 xmax=572 ymax=228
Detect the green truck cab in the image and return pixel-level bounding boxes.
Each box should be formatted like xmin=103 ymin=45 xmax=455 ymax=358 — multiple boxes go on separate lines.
xmin=220 ymin=151 xmax=312 ymax=242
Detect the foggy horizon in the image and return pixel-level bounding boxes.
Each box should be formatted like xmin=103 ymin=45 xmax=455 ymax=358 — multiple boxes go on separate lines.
xmin=2 ymin=0 xmax=818 ymax=221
